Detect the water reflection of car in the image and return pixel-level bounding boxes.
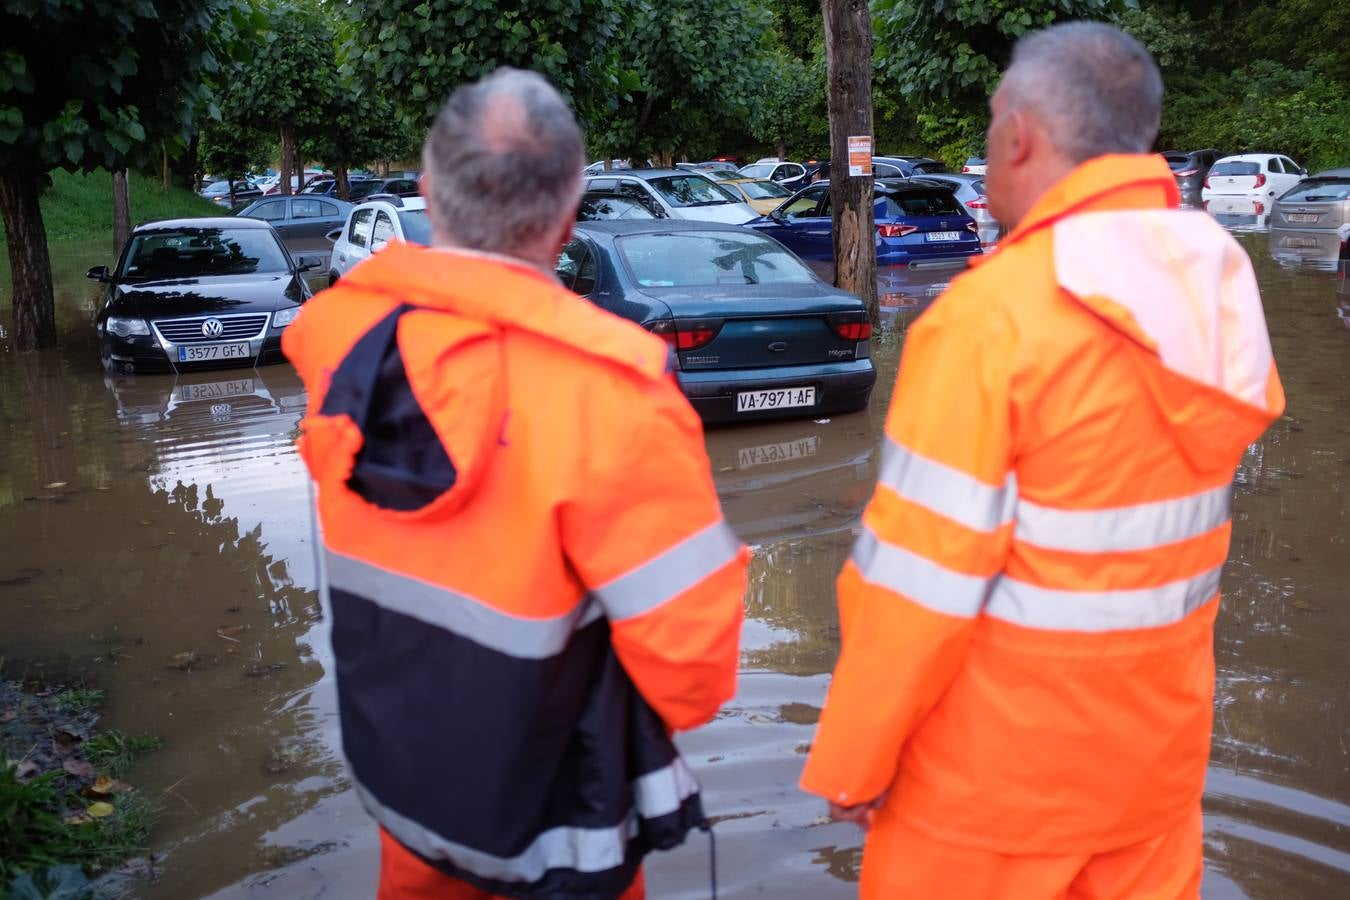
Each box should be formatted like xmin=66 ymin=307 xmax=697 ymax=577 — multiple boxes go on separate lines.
xmin=1268 ymin=169 xmax=1350 ymax=268
xmin=326 ymin=196 xmax=431 ymax=285
xmin=104 ymin=365 xmax=307 ymax=429
xmin=749 ymin=178 xmax=982 ymax=272
xmin=1337 ymin=225 xmax=1349 ymax=330
xmin=88 ymin=218 xmax=319 ymax=375
xmin=1204 ymin=195 xmax=1271 ymax=232
xmin=557 ymin=220 xmax=876 ymax=423
xmin=708 ymin=420 xmax=878 ymax=546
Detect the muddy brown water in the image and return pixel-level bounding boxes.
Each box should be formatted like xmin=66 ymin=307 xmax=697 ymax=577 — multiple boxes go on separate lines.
xmin=0 ymin=229 xmax=1346 ymax=898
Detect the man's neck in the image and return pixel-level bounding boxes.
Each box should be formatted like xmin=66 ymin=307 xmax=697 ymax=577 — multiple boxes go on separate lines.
xmin=431 ymin=239 xmax=556 ymax=278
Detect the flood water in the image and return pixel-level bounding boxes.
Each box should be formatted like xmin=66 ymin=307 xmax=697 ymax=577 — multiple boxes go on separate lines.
xmin=1 ymin=226 xmax=1347 ymax=898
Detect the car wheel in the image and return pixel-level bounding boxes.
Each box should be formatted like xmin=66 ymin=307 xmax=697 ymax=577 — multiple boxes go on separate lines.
xmin=328 ymin=271 xmax=339 ymax=287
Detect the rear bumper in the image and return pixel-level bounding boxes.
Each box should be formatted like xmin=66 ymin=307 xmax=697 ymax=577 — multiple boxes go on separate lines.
xmin=677 ymin=358 xmax=876 ymax=424
xmin=880 ymin=247 xmax=982 ymax=271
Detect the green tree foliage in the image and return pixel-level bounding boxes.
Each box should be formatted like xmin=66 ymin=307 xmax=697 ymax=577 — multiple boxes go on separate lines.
xmin=0 ymin=0 xmax=259 ymax=351
xmin=199 ymin=125 xmax=272 ymax=198
xmin=749 ymin=53 xmax=826 ymax=160
xmin=343 ymin=0 xmax=625 ymax=127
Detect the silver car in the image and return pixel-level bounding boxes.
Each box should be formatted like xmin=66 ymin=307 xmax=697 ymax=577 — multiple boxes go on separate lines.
xmin=1269 ymin=168 xmax=1350 ymax=268
xmin=582 ymin=170 xmax=759 ymax=225
xmin=914 ymin=173 xmax=1001 ymax=247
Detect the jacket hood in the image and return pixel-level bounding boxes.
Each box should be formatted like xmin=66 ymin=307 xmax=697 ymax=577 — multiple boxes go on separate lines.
xmin=1053 ymin=207 xmax=1285 ymax=471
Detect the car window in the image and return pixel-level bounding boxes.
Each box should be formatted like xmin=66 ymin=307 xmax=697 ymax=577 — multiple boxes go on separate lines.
xmin=783 ymin=188 xmax=827 ymax=218
xmin=588 ymin=178 xmax=619 ymax=192
xmin=318 ymin=201 xmax=339 ymax=217
xmin=371 ymin=212 xmax=396 ymax=249
xmin=874 ymin=163 xmax=903 ymax=178
xmin=121 ymin=227 xmax=290 ymax=279
xmin=738 ymin=180 xmax=791 ymax=200
xmin=738 ymin=164 xmax=775 ymax=179
xmin=397 ymin=210 xmax=432 ymax=245
xmin=1279 ymin=157 xmax=1301 ymax=174
xmin=1266 ymin=158 xmax=1283 ymax=174
xmin=913 ymin=162 xmax=946 ymax=174
xmin=556 ymin=239 xmax=597 ymax=294
xmin=617 ymin=231 xmax=816 ymax=288
xmin=578 ymin=194 xmax=658 ymax=221
xmin=1211 ymin=161 xmax=1260 ymax=176
xmin=349 ymin=208 xmax=374 ymax=248
xmin=251 ymin=200 xmax=286 ymax=222
xmin=301 ymin=180 xmax=330 ymax=194
xmin=617 ymin=181 xmax=664 ymax=216
xmin=292 ymin=199 xmax=324 ymax=219
xmin=1278 ymin=178 xmax=1350 ymax=202
xmin=646 ymin=175 xmax=738 ymax=208
xmin=880 ymin=189 xmax=962 ymax=217
xmin=391 ymin=180 xmax=418 ymax=194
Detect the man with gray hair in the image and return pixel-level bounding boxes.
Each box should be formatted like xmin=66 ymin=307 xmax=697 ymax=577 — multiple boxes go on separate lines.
xmin=284 ymin=68 xmax=747 ymax=899
xmin=803 ymin=22 xmax=1282 ymax=898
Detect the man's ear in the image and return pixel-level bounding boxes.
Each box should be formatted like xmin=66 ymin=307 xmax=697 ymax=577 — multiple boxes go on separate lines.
xmin=1006 ymin=108 xmax=1035 ymax=169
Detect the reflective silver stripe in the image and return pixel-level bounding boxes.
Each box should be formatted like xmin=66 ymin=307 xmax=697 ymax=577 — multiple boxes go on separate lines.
xmin=985 ymin=566 xmax=1223 ymax=632
xmin=354 ymin=756 xmax=699 ymax=883
xmin=1017 ymin=485 xmax=1232 ymax=553
xmin=595 ymin=518 xmax=743 ymax=622
xmin=852 ymin=526 xmax=991 ymax=618
xmin=877 ymin=437 xmax=1016 ymax=533
xmin=325 ymin=551 xmax=602 ymax=659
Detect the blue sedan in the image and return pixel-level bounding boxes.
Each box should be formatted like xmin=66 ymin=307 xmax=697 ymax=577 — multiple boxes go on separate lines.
xmin=748 ymin=179 xmax=982 ymax=271
xmin=558 ymin=220 xmax=876 ymax=424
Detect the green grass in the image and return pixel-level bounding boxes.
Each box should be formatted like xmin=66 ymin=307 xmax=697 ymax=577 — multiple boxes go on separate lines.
xmin=50 ymin=689 xmax=104 ymax=715
xmin=0 ymin=168 xmax=220 ymax=247
xmin=83 ymin=732 xmax=162 ymax=780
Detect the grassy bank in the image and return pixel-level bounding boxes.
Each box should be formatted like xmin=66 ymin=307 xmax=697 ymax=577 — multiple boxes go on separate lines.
xmin=0 ymin=169 xmax=220 ymax=247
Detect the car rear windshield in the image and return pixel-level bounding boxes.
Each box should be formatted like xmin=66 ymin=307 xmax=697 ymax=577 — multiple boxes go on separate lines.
xmin=738 ymin=180 xmax=792 ymax=200
xmin=120 ymin=228 xmax=290 ymax=279
xmin=647 ymin=175 xmax=739 ymax=208
xmin=738 ymin=164 xmax=775 ymax=179
xmin=1279 ymin=179 xmax=1350 ymax=202
xmin=880 ymin=189 xmax=962 ymax=217
xmin=1211 ymin=161 xmax=1260 ymax=176
xmin=618 ymin=231 xmax=816 ymax=287
xmin=1163 ymin=153 xmax=1192 ymax=170
xmin=397 ymin=210 xmax=432 ymax=245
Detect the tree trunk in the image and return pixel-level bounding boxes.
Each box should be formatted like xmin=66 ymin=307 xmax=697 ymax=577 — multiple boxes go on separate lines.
xmin=175 ymin=133 xmax=200 ymax=191
xmin=294 ymin=151 xmax=305 ymax=194
xmin=279 ymin=125 xmax=296 ymax=196
xmin=161 ymin=147 xmax=169 ymax=191
xmin=112 ymin=169 xmax=131 ymax=260
xmin=777 ymin=139 xmax=787 ymax=161
xmin=823 ymin=0 xmax=878 ymax=327
xmin=335 ymin=164 xmax=350 ymax=201
xmin=0 ymin=170 xmax=57 ymax=351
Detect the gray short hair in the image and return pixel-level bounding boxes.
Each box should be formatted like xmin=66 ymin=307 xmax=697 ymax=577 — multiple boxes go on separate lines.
xmin=1001 ymin=22 xmax=1162 ymax=164
xmin=422 ymin=68 xmax=584 ymax=255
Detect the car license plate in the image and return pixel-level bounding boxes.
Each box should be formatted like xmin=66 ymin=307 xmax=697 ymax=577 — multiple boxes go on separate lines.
xmin=178 ymin=342 xmax=251 ymax=363
xmin=736 ymin=386 xmax=816 ymax=413
xmin=179 ymin=377 xmax=255 ymax=402
xmin=738 ymin=436 xmax=820 ymax=469
xmin=926 ymin=231 xmax=962 ymax=242
xmin=1286 ymin=213 xmax=1319 ymax=223
xmin=1281 ymin=236 xmax=1319 ymax=248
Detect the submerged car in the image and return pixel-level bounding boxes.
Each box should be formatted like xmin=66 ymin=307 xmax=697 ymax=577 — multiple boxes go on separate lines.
xmin=749 ymin=178 xmax=982 ymax=271
xmin=557 ymin=220 xmax=876 ymax=423
xmin=1202 ymin=154 xmax=1306 ymax=202
xmin=1338 ymin=224 xmax=1349 ymax=330
xmin=326 ymin=196 xmax=431 ymax=284
xmin=1268 ymin=169 xmax=1350 ymax=267
xmin=89 ymin=218 xmax=320 ymax=374
xmin=1162 ymin=149 xmax=1220 ymax=193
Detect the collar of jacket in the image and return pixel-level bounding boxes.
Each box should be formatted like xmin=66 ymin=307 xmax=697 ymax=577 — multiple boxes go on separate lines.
xmin=339 ymin=242 xmax=669 ymax=381
xmin=992 ymin=154 xmax=1181 ymax=254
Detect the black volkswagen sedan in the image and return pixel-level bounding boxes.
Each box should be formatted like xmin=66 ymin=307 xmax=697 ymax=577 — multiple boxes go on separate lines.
xmin=557 ymin=220 xmax=876 ymax=423
xmin=89 ymin=218 xmax=319 ymax=374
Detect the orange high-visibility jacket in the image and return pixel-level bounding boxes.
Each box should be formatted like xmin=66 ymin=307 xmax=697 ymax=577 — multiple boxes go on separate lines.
xmin=283 ymin=244 xmax=747 ymax=896
xmin=802 ymin=155 xmax=1285 ymax=856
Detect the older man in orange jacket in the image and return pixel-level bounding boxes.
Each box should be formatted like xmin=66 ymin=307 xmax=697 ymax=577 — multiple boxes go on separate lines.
xmin=803 ymin=22 xmax=1283 ymax=899
xmin=285 ymin=70 xmax=746 ymax=899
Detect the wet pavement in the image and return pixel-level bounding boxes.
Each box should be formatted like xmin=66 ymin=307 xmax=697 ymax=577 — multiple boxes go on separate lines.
xmin=1 ymin=222 xmax=1347 ymax=898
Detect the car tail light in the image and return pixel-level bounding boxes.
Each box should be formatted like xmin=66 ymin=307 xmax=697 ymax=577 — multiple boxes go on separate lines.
xmin=1254 ymin=200 xmax=1265 ymax=215
xmin=828 ymin=311 xmax=872 ymax=341
xmin=967 ymin=196 xmax=989 ymax=209
xmin=965 ymin=222 xmax=978 ymax=233
xmin=1175 ymin=168 xmax=1198 ymax=177
xmin=1203 ymin=176 xmax=1211 ymax=189
xmin=877 ymin=224 xmax=918 ymax=238
xmin=643 ymin=318 xmax=722 ymax=351
xmin=1254 ymin=174 xmax=1267 ymax=189
xmin=961 ymin=166 xmax=971 ymax=173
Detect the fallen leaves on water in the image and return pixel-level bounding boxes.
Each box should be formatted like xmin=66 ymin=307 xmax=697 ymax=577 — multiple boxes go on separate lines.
xmin=87 ymin=776 xmax=125 ymax=798
xmin=62 ymin=759 xmax=94 ymax=778
xmin=43 ymin=481 xmax=68 ymax=489
xmin=244 ymin=662 xmax=287 ymax=678
xmin=169 ymin=650 xmax=201 ymax=671
xmin=138 ymin=520 xmax=153 ymax=526
xmin=86 ymin=801 xmax=115 ymax=818
xmin=216 ymin=625 xmax=248 ymax=641
xmin=1292 ymin=599 xmax=1323 ymax=612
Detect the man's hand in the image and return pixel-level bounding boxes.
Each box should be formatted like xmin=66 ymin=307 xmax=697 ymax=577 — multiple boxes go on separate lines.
xmin=828 ymin=794 xmax=887 ymax=831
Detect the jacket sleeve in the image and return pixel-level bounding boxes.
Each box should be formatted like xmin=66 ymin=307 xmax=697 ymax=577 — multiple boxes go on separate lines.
xmin=561 ymin=374 xmax=748 ymax=732
xmin=800 ymin=297 xmax=1017 ymax=807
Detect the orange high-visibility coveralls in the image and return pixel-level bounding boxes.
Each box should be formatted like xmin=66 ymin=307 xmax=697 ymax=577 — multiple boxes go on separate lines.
xmin=802 ymin=155 xmax=1284 ymax=899
xmin=284 ymin=244 xmax=747 ymax=899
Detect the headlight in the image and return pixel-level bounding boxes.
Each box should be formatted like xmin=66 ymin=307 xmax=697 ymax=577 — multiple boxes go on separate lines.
xmin=106 ymin=316 xmax=150 ymax=337
xmin=271 ymin=307 xmax=300 ymax=328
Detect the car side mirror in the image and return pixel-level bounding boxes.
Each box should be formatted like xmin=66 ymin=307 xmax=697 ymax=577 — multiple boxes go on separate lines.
xmin=325 ymin=227 xmax=342 ymax=243
xmin=295 ymin=256 xmax=321 ymax=273
xmin=769 ymin=208 xmax=785 ymax=222
xmin=86 ymin=265 xmax=111 ymax=283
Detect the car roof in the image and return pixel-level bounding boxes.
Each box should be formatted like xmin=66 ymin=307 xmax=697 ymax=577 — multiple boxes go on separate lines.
xmin=574 ymin=219 xmax=760 ymax=238
xmin=133 ymin=217 xmax=271 ymax=232
xmin=1309 ymin=168 xmax=1350 ymax=178
xmin=1215 ymin=153 xmax=1285 ymax=162
xmin=353 ymin=196 xmax=427 ymax=211
xmin=915 ymin=172 xmax=982 ymax=184
xmin=587 ymin=169 xmax=711 ymax=181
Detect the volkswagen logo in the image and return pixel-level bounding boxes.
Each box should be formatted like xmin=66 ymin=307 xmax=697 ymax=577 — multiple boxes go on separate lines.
xmin=201 ymin=318 xmax=224 ymax=339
